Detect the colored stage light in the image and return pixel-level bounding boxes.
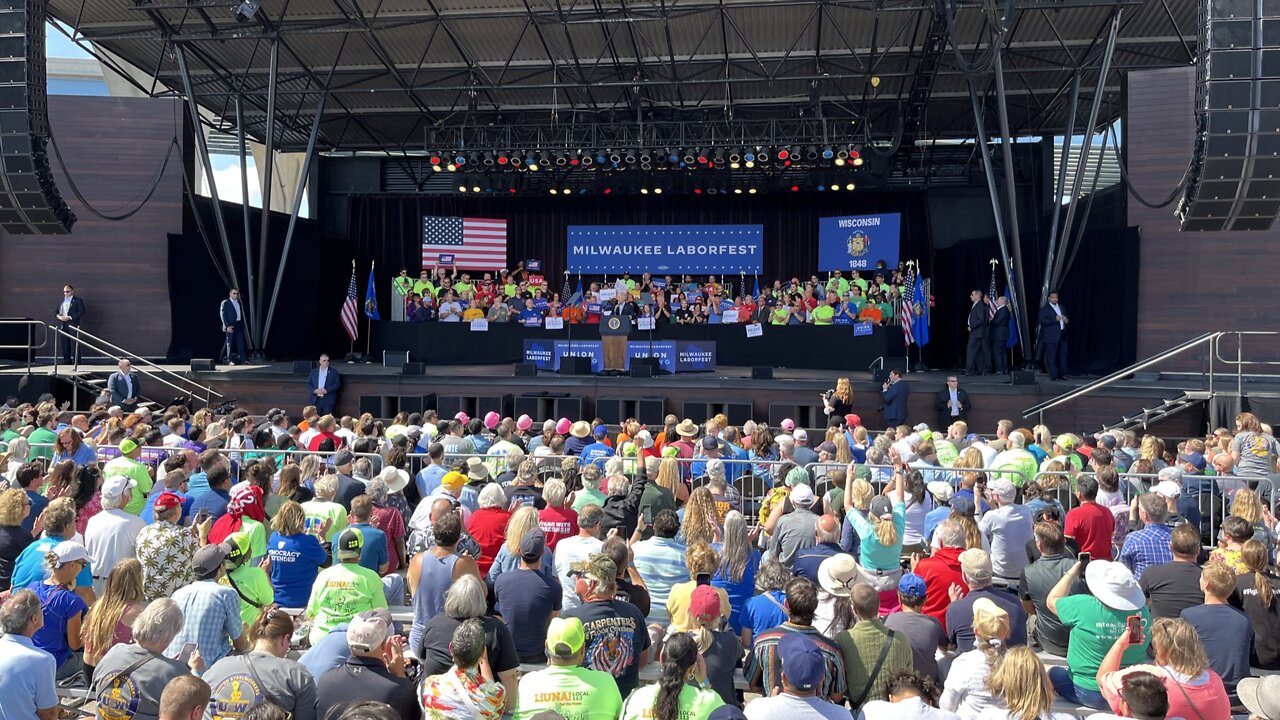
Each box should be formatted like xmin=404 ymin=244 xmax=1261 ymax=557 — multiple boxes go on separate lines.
xmin=822 ymin=146 xmax=834 ymax=159
xmin=455 ymin=155 xmax=467 ymax=165
xmin=791 ymin=185 xmax=800 ymax=192
xmin=744 ymin=151 xmax=756 ymax=162
xmin=846 ymin=183 xmax=855 ymax=190
xmin=596 ymin=154 xmax=608 ymax=165
xmin=429 ymin=155 xmax=441 ymax=165
xmin=816 ymin=185 xmax=825 ymax=191
xmin=694 ymin=188 xmax=703 ymax=194
xmin=777 ymin=148 xmax=789 ymax=160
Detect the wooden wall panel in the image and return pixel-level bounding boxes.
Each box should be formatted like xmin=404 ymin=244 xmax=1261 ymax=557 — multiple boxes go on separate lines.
xmin=0 ymin=96 xmax=185 ymax=358
xmin=1127 ymin=67 xmax=1280 ymax=365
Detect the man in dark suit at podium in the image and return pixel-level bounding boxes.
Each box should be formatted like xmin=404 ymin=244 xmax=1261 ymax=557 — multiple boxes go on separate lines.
xmin=308 ymin=353 xmax=341 ymax=415
xmin=55 ymin=284 xmax=85 ymax=364
xmin=965 ymin=289 xmax=989 ymax=375
xmin=220 ymin=288 xmax=247 ymax=365
xmin=881 ymin=369 xmax=910 ymax=428
xmin=989 ymin=296 xmax=1012 ymax=375
xmin=1038 ymin=291 xmax=1069 ymax=381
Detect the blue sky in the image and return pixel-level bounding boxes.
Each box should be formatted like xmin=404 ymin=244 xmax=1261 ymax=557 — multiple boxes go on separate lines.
xmin=47 ymin=23 xmax=95 ymax=60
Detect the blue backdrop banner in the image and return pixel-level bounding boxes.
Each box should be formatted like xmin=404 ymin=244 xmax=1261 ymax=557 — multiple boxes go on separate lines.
xmin=817 ymin=213 xmax=901 ymax=271
xmin=523 ymin=339 xmax=715 ymax=373
xmin=626 ymin=341 xmax=677 ymax=373
xmin=567 ymin=225 xmax=764 ymax=274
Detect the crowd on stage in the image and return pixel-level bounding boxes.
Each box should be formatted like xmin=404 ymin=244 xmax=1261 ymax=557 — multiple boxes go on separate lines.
xmin=391 ymin=262 xmax=917 ymax=327
xmin=4 ymin=391 xmax=1280 ymax=720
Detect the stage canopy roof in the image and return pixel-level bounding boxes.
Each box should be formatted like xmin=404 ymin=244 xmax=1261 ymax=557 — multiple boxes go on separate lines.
xmin=51 ymin=0 xmax=1196 ymax=158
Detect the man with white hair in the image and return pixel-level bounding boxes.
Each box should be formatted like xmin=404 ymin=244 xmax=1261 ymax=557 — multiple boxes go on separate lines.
xmin=991 ymin=431 xmax=1038 ymax=490
xmin=555 ymin=504 xmax=604 ymax=611
xmin=770 ymin=485 xmax=821 ymax=569
xmin=538 ymin=478 xmax=578 ymax=551
xmin=84 ymin=474 xmax=147 ymax=595
xmin=92 ymin=598 xmax=204 ymax=720
xmin=0 ymin=589 xmax=59 ymax=720
xmin=976 ymin=478 xmax=1035 ymax=584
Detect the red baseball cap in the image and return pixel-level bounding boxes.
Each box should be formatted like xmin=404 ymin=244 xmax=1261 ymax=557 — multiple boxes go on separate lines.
xmin=690 ymin=585 xmax=722 ymax=624
xmin=153 ymin=491 xmax=184 ymax=512
xmin=844 ymin=414 xmax=861 ymax=427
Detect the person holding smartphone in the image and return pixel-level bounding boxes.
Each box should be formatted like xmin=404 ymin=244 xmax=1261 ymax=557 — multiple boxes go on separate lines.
xmin=1094 ymin=617 xmax=1232 ymax=720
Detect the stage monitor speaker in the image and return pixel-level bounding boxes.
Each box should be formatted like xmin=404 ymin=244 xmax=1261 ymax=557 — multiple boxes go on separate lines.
xmin=435 ymin=395 xmax=465 ymax=418
xmin=402 ymin=362 xmax=425 ymax=375
xmin=0 ymin=0 xmax=75 ymax=234
xmin=291 ymin=361 xmax=312 ymax=373
xmin=190 ymin=359 xmax=216 ymax=371
xmin=514 ymin=362 xmax=538 ymax=377
xmin=872 ymin=368 xmax=890 ymax=384
xmin=631 ymin=363 xmax=655 ymax=378
xmin=560 ymin=357 xmax=592 ymax=375
xmin=383 ymin=350 xmax=410 ymax=368
xmin=1178 ymin=0 xmax=1280 ymax=231
xmin=398 ymin=395 xmax=425 ymax=413
xmin=1011 ymin=370 xmax=1037 ymax=386
xmin=751 ymin=366 xmax=774 ymax=380
xmin=554 ymin=397 xmax=584 ymax=420
xmin=596 ymin=397 xmax=628 ymax=424
xmin=514 ymin=395 xmax=543 ymax=420
xmin=358 ymin=395 xmax=384 ymax=416
xmin=636 ymin=398 xmax=665 ymax=426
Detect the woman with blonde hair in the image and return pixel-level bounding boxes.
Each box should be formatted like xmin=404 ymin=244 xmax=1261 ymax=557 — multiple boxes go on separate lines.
xmin=832 ymin=433 xmax=853 ymax=464
xmin=265 ymin=501 xmax=327 ymax=608
xmin=940 ymin=596 xmax=1010 ymax=718
xmin=487 ymin=505 xmax=554 ymax=586
xmin=82 ymin=558 xmax=145 ymax=677
xmin=666 ymin=541 xmax=729 ymax=632
xmin=847 ymin=469 xmax=906 ymax=600
xmin=1232 ymin=539 xmax=1280 ymax=669
xmin=982 ymin=646 xmax=1074 ymax=719
xmin=0 ymin=487 xmax=33 ymax=591
xmin=681 ymin=487 xmax=721 ymax=546
xmin=654 ymin=455 xmax=689 ymax=504
xmin=822 ymin=377 xmax=854 ymax=425
xmin=1095 ymin=617 xmax=1231 ymax=718
xmin=1229 ymin=488 xmax=1275 ymax=550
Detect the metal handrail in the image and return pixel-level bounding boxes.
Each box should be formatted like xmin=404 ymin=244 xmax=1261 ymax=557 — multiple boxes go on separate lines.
xmin=0 ymin=319 xmax=51 ymax=372
xmin=47 ymin=324 xmax=223 ymax=406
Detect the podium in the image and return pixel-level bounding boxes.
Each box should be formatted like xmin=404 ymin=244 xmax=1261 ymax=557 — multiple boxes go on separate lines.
xmin=600 ymin=314 xmax=631 ymax=372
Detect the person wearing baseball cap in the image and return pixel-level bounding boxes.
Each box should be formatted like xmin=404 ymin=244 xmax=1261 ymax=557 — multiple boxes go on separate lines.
xmin=219 ymin=531 xmax=274 ymax=626
xmin=515 ymin=617 xmax=623 ymax=720
xmin=166 ymin=543 xmax=247 ymax=667
xmin=1040 ymin=433 xmax=1084 ymax=473
xmin=883 ymin=573 xmax=948 ymax=683
xmin=305 ymin=527 xmax=388 ymax=645
xmin=1046 ymin=558 xmax=1150 ymax=709
xmin=103 ymin=436 xmax=154 ymax=516
xmin=977 ymin=477 xmax=1034 ymax=583
xmin=83 ymin=474 xmax=146 ymax=595
xmin=743 ymin=633 xmax=846 ymax=720
xmin=847 ymin=470 xmax=907 ymax=595
xmin=769 ymin=484 xmax=821 ymax=568
xmin=314 ymin=608 xmax=416 ymax=720
xmin=563 ymin=553 xmax=652 ymax=699
xmin=27 ymin=541 xmax=91 ymax=678
xmin=494 ymin=529 xmax=563 ymax=663
xmin=580 ymin=425 xmax=616 ymax=468
xmin=944 ymin=548 xmax=1028 ymax=653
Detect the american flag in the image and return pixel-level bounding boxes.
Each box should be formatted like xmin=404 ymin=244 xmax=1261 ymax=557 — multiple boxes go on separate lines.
xmin=900 ymin=265 xmax=916 ymax=346
xmin=421 ymin=216 xmax=508 ymax=269
xmin=340 ymin=267 xmax=359 ymax=340
xmin=987 ymin=264 xmax=999 ymax=320
xmin=561 ymin=273 xmax=572 ymax=304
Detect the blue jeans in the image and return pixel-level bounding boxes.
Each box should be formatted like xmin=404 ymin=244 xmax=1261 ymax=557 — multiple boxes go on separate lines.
xmin=1048 ymin=666 xmax=1108 ymax=710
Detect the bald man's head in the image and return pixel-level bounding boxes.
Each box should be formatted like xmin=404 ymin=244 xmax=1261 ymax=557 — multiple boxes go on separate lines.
xmin=429 ymin=497 xmax=456 ymax=522
xmin=816 ymin=514 xmax=841 ymax=544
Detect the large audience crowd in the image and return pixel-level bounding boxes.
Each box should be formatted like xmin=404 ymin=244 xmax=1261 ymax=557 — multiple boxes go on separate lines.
xmin=394 ymin=264 xmax=915 ymax=325
xmin=3 ymin=395 xmax=1280 ymax=720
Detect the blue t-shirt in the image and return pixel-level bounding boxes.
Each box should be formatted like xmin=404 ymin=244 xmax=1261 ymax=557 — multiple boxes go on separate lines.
xmin=742 ymin=590 xmax=788 ymax=639
xmin=187 ymin=471 xmax=210 ymax=498
xmin=140 ymin=488 xmax=193 ymax=525
xmin=27 ymin=581 xmax=88 ymax=667
xmin=416 ymin=464 xmax=448 ymax=498
xmin=711 ymin=548 xmax=760 ymax=634
xmin=494 ymin=567 xmax=563 ymax=658
xmin=20 ymin=491 xmax=48 ymax=534
xmin=189 ymin=488 xmax=231 ymax=521
xmin=267 ymin=532 xmax=328 ymax=607
xmin=11 ymin=536 xmax=93 ymax=591
xmin=923 ymin=505 xmax=952 ymax=543
xmin=299 ymin=623 xmax=351 ymax=679
xmin=579 ymin=442 xmax=614 ymax=467
xmin=333 ymin=523 xmax=388 ymax=574
xmin=1181 ymin=603 xmax=1253 ymax=688
xmin=54 ymin=445 xmax=98 ymax=467
xmin=520 ymin=309 xmax=543 ymax=326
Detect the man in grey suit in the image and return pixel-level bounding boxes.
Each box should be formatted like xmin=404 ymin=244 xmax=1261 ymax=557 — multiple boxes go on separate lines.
xmin=108 ymin=357 xmax=141 ymax=413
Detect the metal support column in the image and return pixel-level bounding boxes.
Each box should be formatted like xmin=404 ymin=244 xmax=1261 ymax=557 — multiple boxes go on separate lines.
xmin=175 ymin=43 xmax=242 ymax=310
xmin=991 ymin=40 xmax=1032 ymax=365
xmin=965 ymin=75 xmax=1017 ymax=338
xmin=253 ymin=40 xmax=279 ymax=356
xmin=1039 ymin=72 xmax=1081 ymax=312
xmin=235 ymin=94 xmax=256 ymax=352
xmin=261 ymin=90 xmax=328 ymax=349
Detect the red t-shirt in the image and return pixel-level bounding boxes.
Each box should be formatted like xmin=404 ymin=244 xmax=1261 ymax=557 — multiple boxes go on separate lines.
xmin=538 ymin=506 xmax=579 ymax=551
xmin=466 ymin=507 xmax=511 ymax=577
xmin=306 ymin=431 xmax=343 ymax=451
xmin=1065 ymin=501 xmax=1116 ymax=560
xmin=914 ymin=546 xmax=967 ymax=630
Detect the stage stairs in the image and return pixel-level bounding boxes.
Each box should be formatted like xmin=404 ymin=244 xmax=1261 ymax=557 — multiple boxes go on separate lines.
xmin=1024 ymin=331 xmax=1280 ymax=434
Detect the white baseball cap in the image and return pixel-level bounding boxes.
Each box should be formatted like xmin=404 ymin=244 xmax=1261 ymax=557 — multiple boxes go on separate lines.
xmin=1153 ymin=480 xmax=1182 ymax=498
xmin=101 ymin=475 xmax=136 ymax=500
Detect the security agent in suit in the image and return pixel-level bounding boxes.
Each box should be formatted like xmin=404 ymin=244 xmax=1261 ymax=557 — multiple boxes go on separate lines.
xmin=307 ymin=353 xmax=341 ymax=415
xmin=989 ymin=296 xmax=1012 ymax=374
xmin=55 ymin=284 xmax=85 ymax=364
xmin=108 ymin=357 xmax=141 ymax=413
xmin=220 ymin=288 xmax=247 ymax=364
xmin=935 ymin=375 xmax=971 ymax=430
xmin=881 ymin=368 xmax=910 ymax=427
xmin=965 ymin=289 xmax=990 ymax=375
xmin=1038 ymin=290 xmax=1069 ymax=381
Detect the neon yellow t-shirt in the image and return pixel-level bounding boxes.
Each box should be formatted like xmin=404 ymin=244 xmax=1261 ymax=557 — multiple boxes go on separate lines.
xmin=305 ymin=562 xmax=388 ymax=644
xmin=515 ymin=665 xmax=623 ymax=720
xmin=301 ymin=499 xmax=348 ymax=542
xmin=620 ymin=682 xmax=723 ymax=720
xmin=811 ymin=305 xmax=835 ymax=325
xmin=221 ymin=563 xmax=274 ymax=626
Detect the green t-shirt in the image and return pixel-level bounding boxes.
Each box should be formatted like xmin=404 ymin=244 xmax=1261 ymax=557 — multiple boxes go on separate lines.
xmin=853 ymin=277 xmax=869 ymax=293
xmin=392 ymin=277 xmax=414 ymax=297
xmin=992 ymin=449 xmax=1039 ymax=489
xmin=2 ymin=429 xmax=21 ymax=442
xmin=28 ymin=427 xmax=58 ymax=460
xmin=1054 ymin=595 xmax=1151 ymax=691
xmin=572 ymin=485 xmax=607 ymax=513
xmin=413 ymin=280 xmax=436 ymax=298
xmin=222 ymin=563 xmax=275 ymax=627
xmin=1039 ymin=454 xmax=1084 ymax=473
xmin=305 ymin=562 xmax=388 ymax=640
xmin=769 ymin=307 xmax=789 ymax=325
xmin=454 ymin=281 xmax=474 ymax=296
xmin=620 ymin=682 xmax=724 ymax=720
xmin=833 ymin=278 xmax=850 ymax=296
xmin=103 ymin=456 xmax=154 ymax=515
xmin=515 ymin=665 xmax=623 ymax=720
xmin=811 ymin=305 xmax=835 ymax=325
xmin=301 ymin=499 xmax=349 ymax=542
xmin=878 ymin=301 xmax=894 ymax=320
xmin=503 ymin=282 xmax=519 ymax=298
xmin=241 ymin=517 xmax=268 ymax=561
xmin=934 ymin=439 xmax=959 ymax=468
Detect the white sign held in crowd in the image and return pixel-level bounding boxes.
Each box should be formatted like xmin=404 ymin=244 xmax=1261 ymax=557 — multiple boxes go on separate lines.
xmin=745 ymin=322 xmax=763 ymax=338
xmin=723 ymin=310 xmax=739 ymax=323
xmin=545 ymin=317 xmax=565 ymax=330
xmin=470 ymin=319 xmax=489 ymax=332
xmin=598 ymin=288 xmax=618 ymax=301
xmin=637 ymin=317 xmax=655 ymax=331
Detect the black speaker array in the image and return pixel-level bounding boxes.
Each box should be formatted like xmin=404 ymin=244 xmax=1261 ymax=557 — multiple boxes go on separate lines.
xmin=0 ymin=0 xmax=75 ymax=234
xmin=1178 ymin=0 xmax=1280 ymax=231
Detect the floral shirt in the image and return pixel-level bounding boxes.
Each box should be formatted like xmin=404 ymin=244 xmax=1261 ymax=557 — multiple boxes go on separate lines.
xmin=419 ymin=666 xmax=505 ymax=720
xmin=135 ymin=520 xmax=197 ymax=600
xmin=1210 ymin=547 xmax=1249 ymax=575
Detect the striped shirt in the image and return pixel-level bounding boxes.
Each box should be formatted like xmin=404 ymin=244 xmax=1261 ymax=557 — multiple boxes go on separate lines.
xmin=630 ymin=536 xmax=689 ymax=625
xmin=1118 ymin=523 xmax=1174 ymax=579
xmin=747 ymin=623 xmax=847 ymax=700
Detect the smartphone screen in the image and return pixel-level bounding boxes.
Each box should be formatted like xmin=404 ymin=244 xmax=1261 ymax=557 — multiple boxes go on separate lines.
xmin=1126 ymin=615 xmax=1142 ymax=644
xmin=642 ymin=508 xmax=653 ymax=524
xmin=176 ymin=642 xmax=197 ymax=664
xmin=1078 ymin=552 xmax=1091 ymax=573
